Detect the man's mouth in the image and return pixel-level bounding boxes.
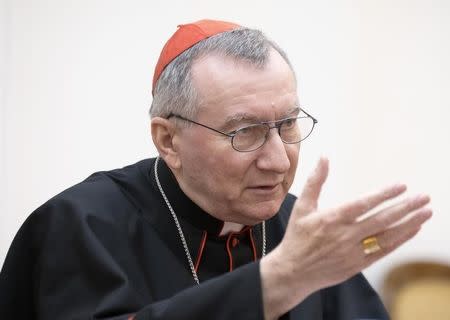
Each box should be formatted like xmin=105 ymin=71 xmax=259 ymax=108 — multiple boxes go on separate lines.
xmin=247 ymin=183 xmax=282 ymax=192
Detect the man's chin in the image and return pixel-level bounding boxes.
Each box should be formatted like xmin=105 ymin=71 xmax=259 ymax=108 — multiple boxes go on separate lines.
xmin=241 ymin=200 xmax=283 ymax=224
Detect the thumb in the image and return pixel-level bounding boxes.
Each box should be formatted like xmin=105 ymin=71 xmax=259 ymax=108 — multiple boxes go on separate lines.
xmin=295 ymin=157 xmax=329 ymax=216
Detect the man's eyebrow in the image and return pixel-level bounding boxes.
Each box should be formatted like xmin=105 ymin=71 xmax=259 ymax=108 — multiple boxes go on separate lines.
xmin=223 ymin=113 xmax=260 ymax=127
xmin=285 ymin=106 xmax=301 ymax=117
xmin=221 ymin=106 xmax=302 ymax=130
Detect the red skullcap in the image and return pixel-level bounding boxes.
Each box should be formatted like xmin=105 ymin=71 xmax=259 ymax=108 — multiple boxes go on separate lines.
xmin=152 ymin=19 xmax=240 ymax=94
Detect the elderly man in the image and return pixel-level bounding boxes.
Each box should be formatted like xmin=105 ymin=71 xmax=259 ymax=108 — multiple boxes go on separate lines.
xmin=0 ymin=19 xmax=431 ymax=319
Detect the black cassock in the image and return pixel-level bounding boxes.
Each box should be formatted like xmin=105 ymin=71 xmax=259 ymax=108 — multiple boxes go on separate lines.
xmin=0 ymin=158 xmax=389 ymax=319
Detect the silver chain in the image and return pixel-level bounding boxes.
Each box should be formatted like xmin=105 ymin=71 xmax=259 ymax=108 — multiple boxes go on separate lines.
xmin=154 ymin=157 xmax=266 ymax=285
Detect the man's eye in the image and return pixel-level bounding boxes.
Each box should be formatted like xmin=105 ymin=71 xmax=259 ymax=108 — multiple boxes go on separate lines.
xmin=283 ymin=118 xmax=297 ymax=128
xmin=237 ymin=126 xmax=253 ymax=136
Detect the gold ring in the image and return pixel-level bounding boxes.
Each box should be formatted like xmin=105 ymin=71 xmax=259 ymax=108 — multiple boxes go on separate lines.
xmin=362 ymin=236 xmax=381 ymax=255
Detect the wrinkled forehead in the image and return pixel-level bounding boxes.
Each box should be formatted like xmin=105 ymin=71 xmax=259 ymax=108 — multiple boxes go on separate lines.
xmin=191 ymin=50 xmax=298 ymax=122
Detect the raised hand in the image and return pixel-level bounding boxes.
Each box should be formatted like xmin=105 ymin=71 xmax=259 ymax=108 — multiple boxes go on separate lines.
xmin=260 ymin=158 xmax=432 ymax=320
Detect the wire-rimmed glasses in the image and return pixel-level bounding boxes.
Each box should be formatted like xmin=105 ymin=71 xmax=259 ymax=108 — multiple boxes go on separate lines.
xmin=168 ymin=108 xmax=318 ymax=152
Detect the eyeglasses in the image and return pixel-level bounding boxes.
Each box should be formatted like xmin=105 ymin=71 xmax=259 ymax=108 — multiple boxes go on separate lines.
xmin=167 ymin=108 xmax=318 ymax=152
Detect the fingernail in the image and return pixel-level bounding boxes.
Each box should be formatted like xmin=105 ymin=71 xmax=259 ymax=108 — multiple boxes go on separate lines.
xmin=319 ymin=156 xmax=329 ymax=168
xmin=415 ymin=194 xmax=430 ymax=203
xmin=393 ymin=183 xmax=407 ymax=192
xmin=423 ymin=209 xmax=433 ymax=218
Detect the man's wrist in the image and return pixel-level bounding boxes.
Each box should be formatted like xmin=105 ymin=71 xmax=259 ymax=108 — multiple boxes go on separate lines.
xmin=260 ymin=249 xmax=313 ymax=320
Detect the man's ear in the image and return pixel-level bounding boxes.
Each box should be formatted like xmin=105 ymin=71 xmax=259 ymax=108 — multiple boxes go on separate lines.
xmin=151 ymin=117 xmax=181 ymax=169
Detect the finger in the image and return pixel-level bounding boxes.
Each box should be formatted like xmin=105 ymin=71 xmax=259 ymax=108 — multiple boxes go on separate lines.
xmin=362 ymin=226 xmax=422 ymax=268
xmin=361 ymin=207 xmax=432 ymax=266
xmin=296 ymin=157 xmax=329 ymax=215
xmin=357 ymin=194 xmax=430 ymax=237
xmin=375 ymin=208 xmax=432 ymax=250
xmin=336 ymin=183 xmax=407 ymax=223
xmin=365 ymin=209 xmax=432 ymax=267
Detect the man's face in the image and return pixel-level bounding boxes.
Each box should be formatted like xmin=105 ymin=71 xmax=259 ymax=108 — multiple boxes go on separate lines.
xmin=173 ymin=49 xmax=300 ymax=225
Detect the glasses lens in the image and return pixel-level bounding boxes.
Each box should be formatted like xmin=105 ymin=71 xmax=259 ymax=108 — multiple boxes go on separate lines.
xmin=232 ymin=124 xmax=269 ymax=151
xmin=280 ymin=116 xmax=314 ymax=143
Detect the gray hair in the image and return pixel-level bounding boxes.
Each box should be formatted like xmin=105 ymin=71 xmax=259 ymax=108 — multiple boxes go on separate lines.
xmin=150 ymin=28 xmax=294 ymax=119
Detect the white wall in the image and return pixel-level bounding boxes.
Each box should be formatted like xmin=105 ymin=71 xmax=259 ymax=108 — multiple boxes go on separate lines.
xmin=1 ymin=0 xmax=450 ymax=294
xmin=0 ymin=0 xmax=9 ymax=265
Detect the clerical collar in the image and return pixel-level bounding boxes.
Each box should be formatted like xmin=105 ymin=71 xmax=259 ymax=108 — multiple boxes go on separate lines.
xmin=152 ymin=158 xmax=226 ymax=236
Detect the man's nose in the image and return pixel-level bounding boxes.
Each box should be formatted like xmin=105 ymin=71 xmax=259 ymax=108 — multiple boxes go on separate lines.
xmin=255 ymin=129 xmax=291 ymax=173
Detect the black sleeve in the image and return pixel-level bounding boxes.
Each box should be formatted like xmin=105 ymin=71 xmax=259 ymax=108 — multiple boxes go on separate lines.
xmin=321 ymin=273 xmax=390 ymax=320
xmin=133 ymin=263 xmax=262 ymax=320
xmin=0 ymin=199 xmax=264 ymax=320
